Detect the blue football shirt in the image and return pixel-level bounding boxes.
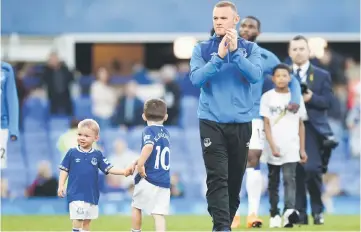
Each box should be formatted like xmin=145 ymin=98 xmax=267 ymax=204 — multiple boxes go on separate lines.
xmin=134 ymin=125 xmax=171 ymax=188
xmin=59 ymin=146 xmax=113 ymax=205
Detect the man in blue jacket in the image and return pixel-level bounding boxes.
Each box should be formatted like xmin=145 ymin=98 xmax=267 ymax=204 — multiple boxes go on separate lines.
xmin=1 ymin=62 xmax=19 ymax=169
xmin=232 ymin=16 xmax=301 ymax=229
xmin=189 ymin=2 xmax=262 ymax=231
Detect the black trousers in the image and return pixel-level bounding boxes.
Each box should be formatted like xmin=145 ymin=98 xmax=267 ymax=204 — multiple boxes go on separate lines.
xmin=199 ymin=119 xmax=252 ymax=231
xmin=296 ymin=123 xmax=324 ymax=220
xmin=268 ymin=163 xmax=297 ymax=217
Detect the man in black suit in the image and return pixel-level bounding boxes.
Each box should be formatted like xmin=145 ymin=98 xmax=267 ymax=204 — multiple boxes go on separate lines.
xmin=288 ymin=35 xmax=335 ymax=225
xmin=112 ymin=81 xmax=144 ymax=129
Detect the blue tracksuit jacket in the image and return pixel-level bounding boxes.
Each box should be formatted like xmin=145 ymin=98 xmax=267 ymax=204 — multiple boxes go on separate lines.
xmin=189 ymin=35 xmax=262 ymax=123
xmin=1 ymin=62 xmax=19 ymax=138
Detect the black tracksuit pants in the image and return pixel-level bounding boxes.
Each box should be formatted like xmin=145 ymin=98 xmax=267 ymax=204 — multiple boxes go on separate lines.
xmin=199 ymin=119 xmax=252 ymax=231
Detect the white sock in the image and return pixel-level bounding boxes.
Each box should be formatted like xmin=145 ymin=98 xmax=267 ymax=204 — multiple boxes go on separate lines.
xmin=246 ymin=168 xmax=262 ymax=216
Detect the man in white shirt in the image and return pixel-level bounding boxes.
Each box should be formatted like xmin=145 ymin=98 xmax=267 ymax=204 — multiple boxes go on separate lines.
xmin=260 ymin=64 xmax=308 ymax=228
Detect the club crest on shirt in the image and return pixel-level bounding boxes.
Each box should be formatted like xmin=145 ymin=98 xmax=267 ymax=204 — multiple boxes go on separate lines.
xmin=204 ymin=138 xmax=212 ymax=147
xmin=238 ymin=48 xmax=248 ymax=57
xmin=91 ymin=158 xmax=97 ymax=165
xmin=76 ymin=207 xmax=84 ymax=214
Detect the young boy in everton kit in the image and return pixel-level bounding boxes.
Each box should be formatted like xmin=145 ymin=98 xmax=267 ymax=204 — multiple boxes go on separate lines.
xmin=131 ymin=99 xmax=171 ymax=232
xmin=58 ymin=119 xmax=132 ymax=232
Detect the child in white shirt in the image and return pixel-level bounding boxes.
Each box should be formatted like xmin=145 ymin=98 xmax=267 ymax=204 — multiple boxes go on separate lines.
xmin=260 ymin=64 xmax=308 ymax=228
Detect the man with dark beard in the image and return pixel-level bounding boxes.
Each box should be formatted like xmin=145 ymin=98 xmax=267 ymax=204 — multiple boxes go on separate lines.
xmin=231 ymin=16 xmax=301 ymax=229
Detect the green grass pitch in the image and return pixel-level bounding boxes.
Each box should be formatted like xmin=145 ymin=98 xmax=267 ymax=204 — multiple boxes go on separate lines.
xmin=2 ymin=215 xmax=360 ymax=231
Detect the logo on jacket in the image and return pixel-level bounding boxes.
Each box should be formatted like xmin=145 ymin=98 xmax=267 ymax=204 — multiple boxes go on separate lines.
xmin=238 ymin=48 xmax=248 ymax=57
xmin=204 ymin=138 xmax=212 ymax=147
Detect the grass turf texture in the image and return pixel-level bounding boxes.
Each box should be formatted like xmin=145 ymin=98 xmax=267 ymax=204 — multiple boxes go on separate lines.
xmin=2 ymin=215 xmax=360 ymax=231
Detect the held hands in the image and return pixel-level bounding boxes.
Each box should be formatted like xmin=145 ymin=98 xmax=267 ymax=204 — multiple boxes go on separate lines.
xmin=218 ymin=29 xmax=238 ymax=58
xmin=138 ymin=165 xmax=147 ymax=178
xmin=300 ymin=151 xmax=308 ymax=164
xmin=57 ymin=186 xmax=66 ymax=198
xmin=123 ymin=168 xmax=132 ymax=177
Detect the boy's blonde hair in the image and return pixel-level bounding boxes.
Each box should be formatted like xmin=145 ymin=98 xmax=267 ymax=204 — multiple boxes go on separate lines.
xmin=78 ymin=119 xmax=100 ymax=136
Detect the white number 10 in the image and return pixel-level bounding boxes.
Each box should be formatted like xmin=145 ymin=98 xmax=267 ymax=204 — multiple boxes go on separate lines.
xmin=154 ymin=146 xmax=170 ymax=170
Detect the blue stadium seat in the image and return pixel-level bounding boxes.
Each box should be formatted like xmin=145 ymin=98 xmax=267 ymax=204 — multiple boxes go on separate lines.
xmin=78 ymin=75 xmax=95 ymax=96
xmin=6 ymin=140 xmax=26 ymax=169
xmin=23 ymin=132 xmax=52 ymax=163
xmin=48 ymin=116 xmax=70 ymax=132
xmin=101 ymin=128 xmax=128 ymax=154
xmin=184 ymin=129 xmax=202 ymax=165
xmin=180 ymin=97 xmax=199 ymax=129
xmin=22 ymin=97 xmax=49 ymax=122
xmin=22 ymin=76 xmax=42 ymax=90
xmin=73 ymin=97 xmax=93 ymax=120
xmin=127 ymin=127 xmax=144 ymax=151
xmin=23 ymin=118 xmax=47 ymax=132
xmin=164 ymin=126 xmax=185 ymax=153
xmin=2 ymin=168 xmax=29 ymax=196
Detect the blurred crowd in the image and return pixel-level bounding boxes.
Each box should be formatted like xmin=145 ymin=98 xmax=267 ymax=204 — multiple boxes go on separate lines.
xmin=1 ymin=46 xmax=359 ymax=202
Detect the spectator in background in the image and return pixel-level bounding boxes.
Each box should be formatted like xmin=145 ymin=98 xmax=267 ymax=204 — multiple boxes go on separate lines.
xmin=106 ymin=139 xmax=138 ymax=192
xmin=14 ymin=62 xmax=29 ymax=131
xmin=41 ymin=52 xmax=74 ymax=116
xmin=132 ymin=63 xmax=152 ymax=85
xmin=110 ymin=59 xmax=123 ymax=76
xmin=159 ymin=65 xmax=181 ymax=126
xmin=322 ymin=173 xmax=347 ymax=213
xmin=0 ymin=178 xmax=10 ymax=198
xmin=25 ymin=160 xmax=58 ymax=197
xmin=318 ymin=48 xmax=347 ymax=87
xmin=14 ymin=62 xmax=29 ymax=104
xmin=176 ymin=62 xmax=200 ymax=98
xmin=112 ymin=80 xmax=143 ymax=129
xmin=90 ymin=67 xmax=118 ymax=128
xmin=170 ymin=173 xmax=185 ymax=198
xmin=346 ymin=83 xmax=360 ymax=158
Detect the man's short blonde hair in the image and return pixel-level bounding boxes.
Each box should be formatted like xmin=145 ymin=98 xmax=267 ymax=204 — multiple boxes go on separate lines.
xmin=215 ymin=1 xmax=238 ymax=13
xmin=78 ymin=119 xmax=100 ymax=135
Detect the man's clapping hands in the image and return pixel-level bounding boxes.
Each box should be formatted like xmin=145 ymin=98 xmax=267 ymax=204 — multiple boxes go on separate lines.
xmin=218 ymin=28 xmax=238 ymax=58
